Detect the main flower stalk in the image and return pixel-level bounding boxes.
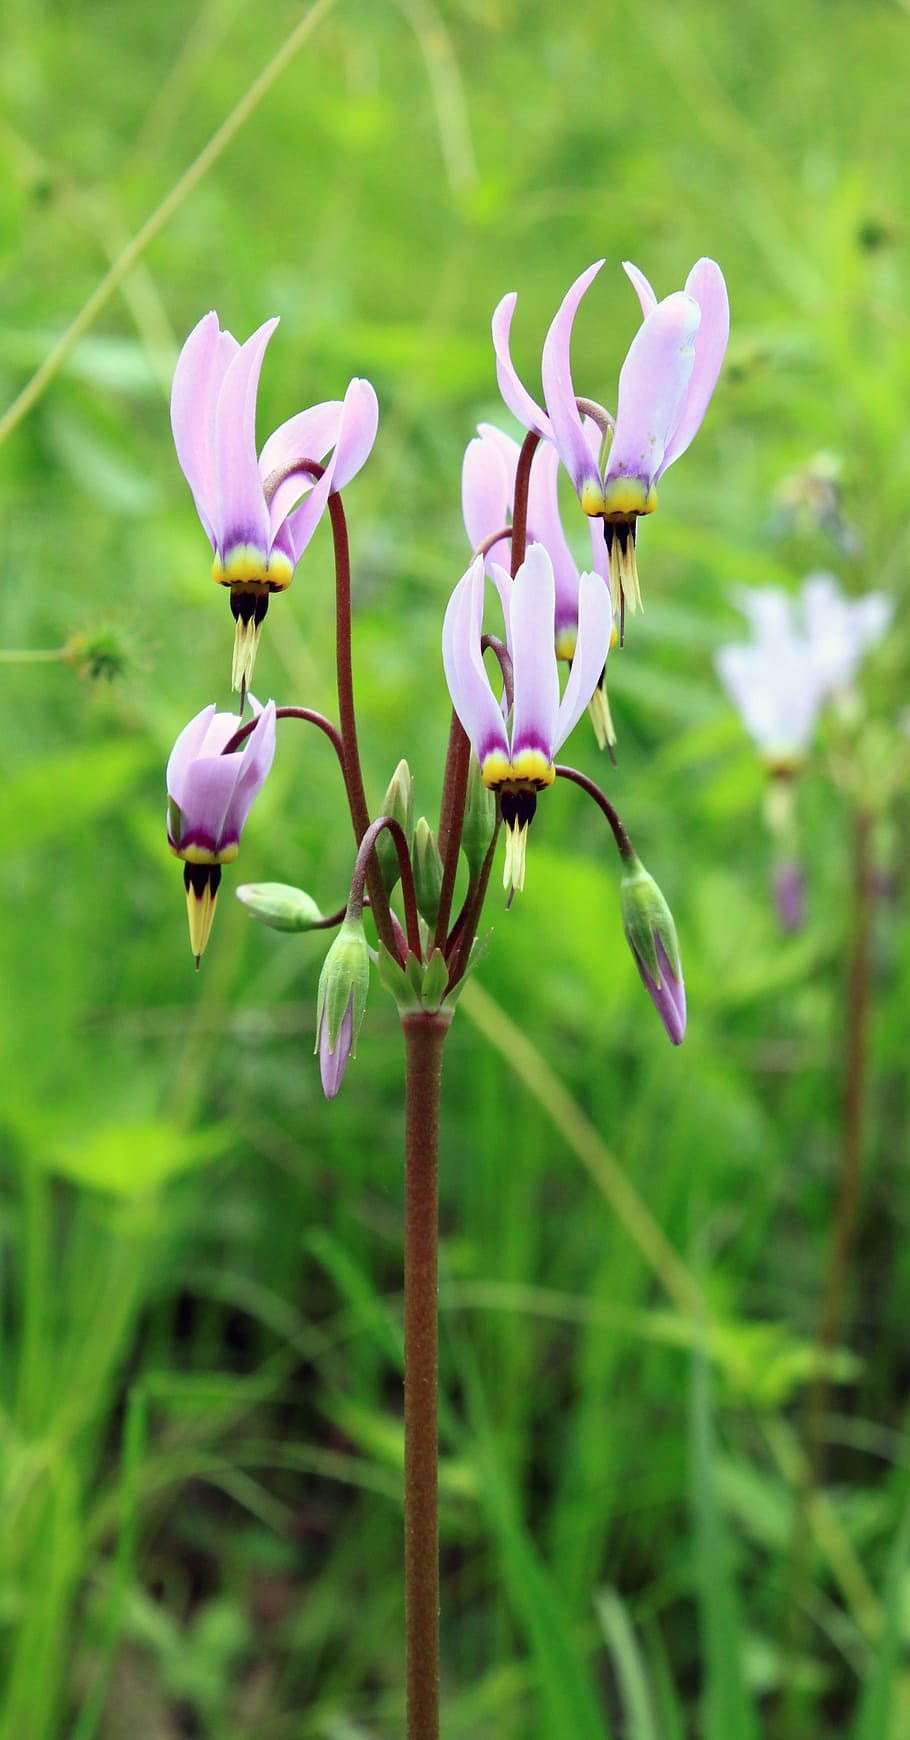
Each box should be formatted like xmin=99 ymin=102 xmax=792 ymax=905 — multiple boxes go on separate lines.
xmin=402 ymin=1010 xmax=450 ymax=1740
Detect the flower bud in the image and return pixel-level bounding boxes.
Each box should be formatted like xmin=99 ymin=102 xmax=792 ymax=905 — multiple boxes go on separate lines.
xmin=460 ymin=749 xmax=496 ymax=881
xmin=373 ymin=760 xmax=414 ymax=893
xmin=413 ymin=818 xmax=443 ymax=927
xmin=236 ymin=882 xmax=325 ymax=932
xmin=772 ymin=861 xmax=805 ymax=933
xmin=314 ymin=915 xmax=370 ymax=1097
xmin=619 ymin=855 xmax=686 ymax=1046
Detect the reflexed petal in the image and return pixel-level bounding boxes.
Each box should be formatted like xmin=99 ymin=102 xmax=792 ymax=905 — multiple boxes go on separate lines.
xmin=510 ymin=544 xmax=560 ymax=762
xmin=660 ymin=259 xmax=729 ymax=471
xmin=462 ymin=432 xmax=512 ymax=564
xmin=260 ymin=400 xmax=343 ymax=532
xmin=331 ymin=377 xmax=379 ymax=490
xmin=229 ymin=699 xmax=277 ymax=835
xmin=491 ymin=292 xmax=551 ymax=438
xmin=284 ymin=378 xmax=378 ymax=562
xmin=525 ymin=438 xmax=584 ymax=636
xmin=622 ymin=260 xmax=658 ymax=319
xmin=605 ymin=293 xmax=699 ymax=490
xmin=213 ymin=319 xmax=279 ymax=557
xmin=442 ymin=557 xmax=510 ymax=764
xmin=170 ymin=313 xmax=239 ymax=546
xmin=716 ymin=643 xmax=821 ymax=757
xmin=541 ymin=260 xmax=606 ymax=506
xmin=167 ymin=703 xmax=218 ymax=809
xmin=553 ymin=569 xmax=613 ymax=752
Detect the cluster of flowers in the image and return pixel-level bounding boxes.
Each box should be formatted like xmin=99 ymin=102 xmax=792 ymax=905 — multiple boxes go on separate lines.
xmin=166 ymin=256 xmax=730 ymax=1089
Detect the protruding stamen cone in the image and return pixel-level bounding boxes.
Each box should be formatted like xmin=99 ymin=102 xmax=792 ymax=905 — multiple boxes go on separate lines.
xmin=588 ymin=672 xmax=617 ymax=753
xmin=502 ymin=820 xmax=529 ymax=893
xmin=603 ymin=520 xmax=643 ymax=619
xmin=184 ymin=862 xmax=222 ymax=963
xmin=229 ymin=592 xmax=270 ymax=693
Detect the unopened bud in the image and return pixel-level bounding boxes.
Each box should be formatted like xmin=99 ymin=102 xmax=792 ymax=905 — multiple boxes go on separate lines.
xmin=373 ymin=760 xmax=414 ymax=892
xmin=314 ymin=915 xmax=370 ymax=1097
xmin=620 ymin=856 xmax=686 ymax=1046
xmin=236 ymin=882 xmax=325 ymax=932
xmin=413 ymin=818 xmax=443 ymax=927
xmin=461 ymin=749 xmax=496 ymax=880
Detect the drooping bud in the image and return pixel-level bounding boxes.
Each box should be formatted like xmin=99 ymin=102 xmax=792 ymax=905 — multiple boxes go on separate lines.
xmin=314 ymin=915 xmax=370 ymax=1098
xmin=236 ymin=882 xmax=325 ymax=932
xmin=413 ymin=818 xmax=443 ymax=927
xmin=373 ymin=760 xmax=414 ymax=893
xmin=619 ymin=855 xmax=686 ymax=1045
xmin=460 ymin=749 xmax=496 ymax=881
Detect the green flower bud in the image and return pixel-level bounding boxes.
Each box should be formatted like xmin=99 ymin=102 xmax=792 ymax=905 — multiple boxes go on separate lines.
xmin=461 ymin=749 xmax=496 ymax=880
xmin=236 ymin=882 xmax=325 ymax=932
xmin=373 ymin=759 xmax=414 ymax=893
xmin=413 ymin=817 xmax=443 ymax=927
xmin=619 ymin=856 xmax=686 ymax=1045
xmin=315 ymin=915 xmax=370 ymax=1069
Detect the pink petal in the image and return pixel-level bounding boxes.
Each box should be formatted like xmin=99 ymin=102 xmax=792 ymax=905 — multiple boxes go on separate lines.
xmin=213 ymin=319 xmax=279 ymax=558
xmin=660 ymin=259 xmax=729 ymax=472
xmin=462 ymin=431 xmax=513 ymax=566
xmin=622 ymin=260 xmax=658 ymax=319
xmin=541 ymin=260 xmax=606 ymax=507
xmin=330 ymin=377 xmax=379 ymax=490
xmin=442 ymin=558 xmax=510 ymax=765
xmin=167 ymin=703 xmax=218 ymax=809
xmin=553 ymin=569 xmax=613 ymax=752
xmin=509 ymin=544 xmax=560 ymax=763
xmin=260 ymin=400 xmax=344 ymax=533
xmin=604 ymin=293 xmax=699 ymax=491
xmin=170 ymin=314 xmax=239 ymax=546
xmin=525 ymin=438 xmax=584 ymax=638
xmin=491 ymin=292 xmax=551 ymax=439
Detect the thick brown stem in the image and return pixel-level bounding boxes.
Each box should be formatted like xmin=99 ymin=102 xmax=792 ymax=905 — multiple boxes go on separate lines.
xmin=402 ymin=1012 xmax=449 ymax=1740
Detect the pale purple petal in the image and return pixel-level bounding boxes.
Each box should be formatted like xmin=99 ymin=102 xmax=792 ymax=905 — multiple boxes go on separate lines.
xmin=773 ymin=862 xmax=805 ymax=933
xmin=167 ymin=701 xmax=275 ymax=856
xmin=541 ymin=260 xmax=606 ymax=506
xmin=510 ymin=544 xmax=560 ymax=763
xmin=553 ymin=569 xmax=614 ymax=752
xmin=170 ymin=313 xmax=239 ymax=546
xmin=443 ymin=556 xmax=511 ymax=762
xmin=605 ymin=293 xmax=699 ymax=491
xmin=213 ymin=318 xmax=279 ymax=557
xmin=442 ymin=558 xmax=510 ymax=765
xmin=283 ymin=378 xmax=378 ymax=562
xmin=319 ymin=994 xmax=353 ymax=1098
xmin=623 ymin=260 xmax=658 ymax=319
xmin=491 ymin=292 xmax=552 ymax=439
xmin=636 ymin=935 xmax=687 ymax=1045
xmin=260 ymin=400 xmax=343 ymax=533
xmin=462 ymin=432 xmax=512 ymax=565
xmin=167 ymin=704 xmax=218 ymax=809
xmin=525 ymin=438 xmax=584 ymax=639
xmin=660 ymin=259 xmax=729 ymax=471
xmin=330 ymin=378 xmax=379 ymax=490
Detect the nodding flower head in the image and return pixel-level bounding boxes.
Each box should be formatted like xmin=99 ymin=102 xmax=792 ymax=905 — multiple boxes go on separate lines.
xmin=166 ymin=699 xmax=276 ymax=963
xmin=442 ymin=544 xmax=612 ymax=894
xmin=171 ymin=312 xmax=378 ymax=692
xmin=491 ymin=257 xmax=729 ymax=620
xmin=462 ymin=424 xmax=618 ymax=750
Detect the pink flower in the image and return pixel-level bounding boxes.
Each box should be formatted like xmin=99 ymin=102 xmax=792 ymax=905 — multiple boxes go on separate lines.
xmin=492 ymin=258 xmax=729 ymax=618
xmin=171 ymin=313 xmax=378 ymax=690
xmin=442 ymin=545 xmax=611 ymax=892
xmin=166 ymin=700 xmax=276 ymax=961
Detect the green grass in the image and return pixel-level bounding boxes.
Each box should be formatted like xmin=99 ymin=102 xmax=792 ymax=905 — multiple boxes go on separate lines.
xmin=2 ymin=0 xmax=910 ymax=1733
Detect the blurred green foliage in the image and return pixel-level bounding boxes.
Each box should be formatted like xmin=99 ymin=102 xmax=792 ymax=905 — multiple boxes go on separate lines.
xmin=2 ymin=0 xmax=910 ymax=1734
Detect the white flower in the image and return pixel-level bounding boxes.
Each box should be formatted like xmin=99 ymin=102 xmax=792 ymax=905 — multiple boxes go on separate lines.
xmin=715 ymin=574 xmax=892 ymax=765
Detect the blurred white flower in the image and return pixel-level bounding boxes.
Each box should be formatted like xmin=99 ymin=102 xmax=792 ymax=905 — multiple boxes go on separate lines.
xmin=715 ymin=573 xmax=892 ymax=767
